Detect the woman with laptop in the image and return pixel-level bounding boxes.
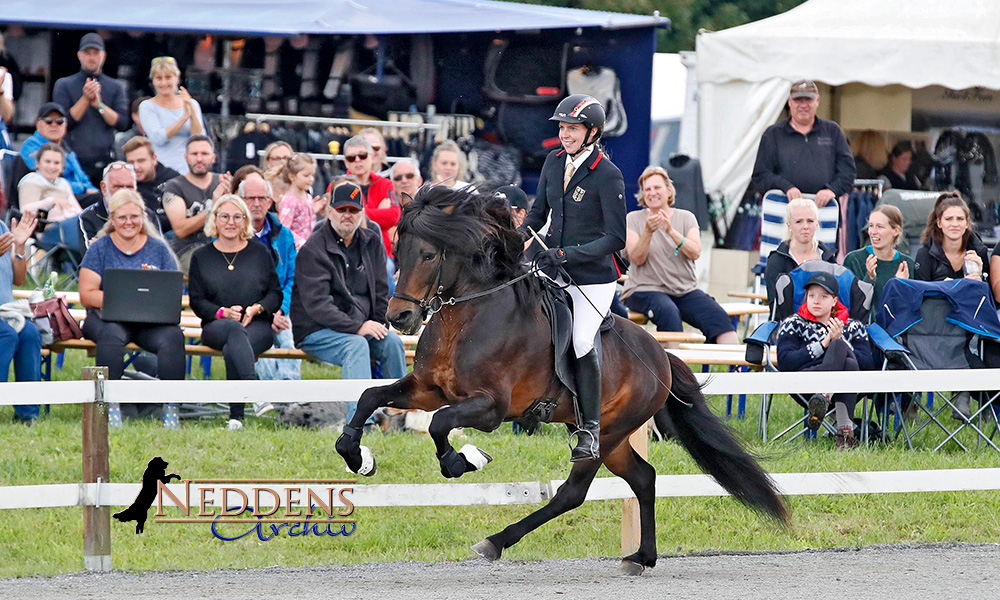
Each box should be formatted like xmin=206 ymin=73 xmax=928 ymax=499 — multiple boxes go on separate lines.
xmin=79 ymin=189 xmax=186 ymax=388
xmin=188 ymin=194 xmax=282 ymax=431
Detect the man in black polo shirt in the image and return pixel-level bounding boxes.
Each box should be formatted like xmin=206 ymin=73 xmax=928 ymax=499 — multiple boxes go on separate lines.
xmin=52 ymin=32 xmax=130 ymax=187
xmin=750 ymin=80 xmax=855 ymax=207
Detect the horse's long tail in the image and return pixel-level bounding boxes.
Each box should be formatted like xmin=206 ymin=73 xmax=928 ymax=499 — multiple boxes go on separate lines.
xmin=663 ymin=353 xmax=789 ymax=525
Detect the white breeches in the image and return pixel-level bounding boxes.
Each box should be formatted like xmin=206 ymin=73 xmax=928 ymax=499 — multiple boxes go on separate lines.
xmin=562 ymin=279 xmax=617 ymax=358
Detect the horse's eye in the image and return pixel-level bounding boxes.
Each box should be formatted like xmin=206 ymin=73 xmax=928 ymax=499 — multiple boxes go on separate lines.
xmin=421 ymin=252 xmax=435 ymax=262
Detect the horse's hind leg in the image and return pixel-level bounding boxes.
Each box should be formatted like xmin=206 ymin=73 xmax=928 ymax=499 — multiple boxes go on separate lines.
xmin=428 ymin=395 xmax=505 ymax=478
xmin=472 ymin=458 xmax=602 ymax=561
xmin=602 ymin=440 xmax=658 ymax=575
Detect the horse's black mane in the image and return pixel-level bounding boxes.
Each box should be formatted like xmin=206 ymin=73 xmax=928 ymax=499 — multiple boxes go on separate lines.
xmin=398 ymin=185 xmax=540 ymax=305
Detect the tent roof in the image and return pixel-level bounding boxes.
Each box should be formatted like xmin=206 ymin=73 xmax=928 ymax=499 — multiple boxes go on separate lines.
xmin=696 ymin=0 xmax=1000 ymax=90
xmin=3 ymin=0 xmax=668 ymax=36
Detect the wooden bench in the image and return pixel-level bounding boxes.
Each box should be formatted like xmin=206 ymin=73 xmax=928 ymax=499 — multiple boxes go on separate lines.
xmin=628 ymin=303 xmax=768 ymax=329
xmin=728 ymin=291 xmax=767 ymax=302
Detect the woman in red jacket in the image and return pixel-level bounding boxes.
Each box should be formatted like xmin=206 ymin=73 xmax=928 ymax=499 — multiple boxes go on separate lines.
xmin=327 ymin=135 xmax=399 ymax=288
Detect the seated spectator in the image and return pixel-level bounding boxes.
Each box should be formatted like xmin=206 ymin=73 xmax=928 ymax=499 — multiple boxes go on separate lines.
xmin=850 ymin=130 xmax=888 ymax=180
xmin=332 ymin=135 xmax=399 ymax=277
xmin=914 ymin=192 xmax=990 ymax=420
xmin=621 ymin=167 xmax=737 ymax=346
xmin=78 ymin=190 xmax=185 ymax=388
xmin=188 ymin=194 xmax=282 ymax=430
xmin=123 ymin=136 xmax=179 ymax=233
xmin=114 ymin=96 xmax=150 ymax=160
xmin=138 ymin=56 xmax=204 ymax=175
xmin=237 ymin=174 xmax=300 ymax=387
xmin=0 ymin=212 xmax=42 ymax=424
xmin=430 ymin=140 xmax=470 ymax=189
xmin=843 ymin=205 xmax=914 ymax=316
xmin=764 ymin=197 xmax=836 ymax=311
xmin=497 ymin=184 xmax=529 ymax=229
xmin=79 ymin=161 xmax=160 ymax=249
xmin=291 ymin=183 xmax=405 ymax=423
xmin=20 ymin=102 xmax=99 ymax=201
xmin=161 ymin=135 xmax=226 ymax=273
xmin=390 ymin=157 xmax=423 ymax=207
xmin=230 ymin=164 xmax=262 ymax=197
xmin=18 ymin=143 xmax=82 ymax=247
xmin=358 ymin=126 xmax=390 ymax=175
xmin=260 ymin=140 xmax=293 ymax=172
xmin=880 ymin=142 xmax=921 ymax=190
xmin=277 ymin=153 xmax=318 ymax=249
xmin=914 ymin=192 xmax=988 ymax=284
xmin=776 ymin=271 xmax=875 ymax=449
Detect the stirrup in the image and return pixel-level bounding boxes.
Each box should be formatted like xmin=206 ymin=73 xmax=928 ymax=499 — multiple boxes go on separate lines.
xmin=570 ymin=426 xmax=600 ymax=462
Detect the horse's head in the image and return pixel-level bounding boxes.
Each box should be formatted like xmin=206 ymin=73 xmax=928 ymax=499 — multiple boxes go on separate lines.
xmin=387 ymin=185 xmax=526 ymax=334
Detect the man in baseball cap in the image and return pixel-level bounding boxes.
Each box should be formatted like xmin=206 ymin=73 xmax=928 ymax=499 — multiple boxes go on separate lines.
xmin=496 ymin=184 xmax=530 ymax=228
xmin=52 ymin=31 xmax=129 ymax=188
xmin=18 ymin=101 xmax=99 ymax=200
xmin=290 ymin=180 xmax=406 ymax=425
xmin=750 ymin=77 xmax=855 ymax=208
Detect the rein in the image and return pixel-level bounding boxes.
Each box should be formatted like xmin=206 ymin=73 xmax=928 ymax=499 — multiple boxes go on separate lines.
xmin=392 ymin=253 xmax=539 ymax=316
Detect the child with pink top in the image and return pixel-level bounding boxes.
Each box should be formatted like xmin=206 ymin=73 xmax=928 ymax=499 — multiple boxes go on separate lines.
xmin=277 ymin=153 xmax=318 ymax=249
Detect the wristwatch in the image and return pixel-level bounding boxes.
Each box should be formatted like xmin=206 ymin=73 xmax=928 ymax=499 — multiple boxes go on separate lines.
xmin=98 ymin=102 xmax=105 ymax=115
xmin=14 ymin=251 xmax=25 ymax=261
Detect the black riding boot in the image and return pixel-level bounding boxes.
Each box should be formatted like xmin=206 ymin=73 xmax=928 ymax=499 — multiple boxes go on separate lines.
xmin=571 ymin=348 xmax=602 ymax=461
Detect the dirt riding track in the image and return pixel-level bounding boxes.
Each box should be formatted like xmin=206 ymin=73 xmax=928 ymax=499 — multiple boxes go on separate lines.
xmin=4 ymin=543 xmax=998 ymax=599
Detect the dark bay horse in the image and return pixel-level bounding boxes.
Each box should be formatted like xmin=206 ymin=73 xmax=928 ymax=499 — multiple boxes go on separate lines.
xmin=335 ymin=186 xmax=788 ymax=574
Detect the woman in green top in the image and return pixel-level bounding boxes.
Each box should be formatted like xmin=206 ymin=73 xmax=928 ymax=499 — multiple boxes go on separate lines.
xmin=843 ymin=205 xmax=915 ymax=318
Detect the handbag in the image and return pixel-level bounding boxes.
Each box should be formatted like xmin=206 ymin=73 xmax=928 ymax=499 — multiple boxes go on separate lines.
xmin=29 ymin=297 xmax=82 ymax=345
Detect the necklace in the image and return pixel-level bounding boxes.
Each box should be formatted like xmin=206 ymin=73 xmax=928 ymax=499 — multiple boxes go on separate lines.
xmin=113 ymin=233 xmax=144 ymax=256
xmin=221 ymin=250 xmax=239 ymax=271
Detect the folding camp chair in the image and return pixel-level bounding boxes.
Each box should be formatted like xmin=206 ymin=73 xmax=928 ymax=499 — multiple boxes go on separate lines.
xmin=876 ymin=278 xmax=1000 ymax=452
xmin=745 ymin=260 xmax=907 ymax=444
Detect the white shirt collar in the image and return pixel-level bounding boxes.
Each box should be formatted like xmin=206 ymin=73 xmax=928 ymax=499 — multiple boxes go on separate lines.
xmin=566 ymin=145 xmax=595 ymax=171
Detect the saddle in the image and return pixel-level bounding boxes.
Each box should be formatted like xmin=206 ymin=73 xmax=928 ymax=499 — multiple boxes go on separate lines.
xmin=515 ymin=276 xmax=613 ymax=434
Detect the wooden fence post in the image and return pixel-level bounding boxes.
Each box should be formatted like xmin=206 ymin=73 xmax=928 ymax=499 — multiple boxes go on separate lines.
xmin=82 ymin=366 xmax=111 ymax=571
xmin=621 ymin=419 xmax=649 ymax=555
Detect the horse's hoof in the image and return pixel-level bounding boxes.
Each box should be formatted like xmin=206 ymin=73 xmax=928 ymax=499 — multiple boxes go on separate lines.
xmin=345 ymin=445 xmax=377 ymax=477
xmin=471 ymin=539 xmax=501 ymax=561
xmin=459 ymin=444 xmax=493 ymax=471
xmin=619 ymin=560 xmax=645 ymax=576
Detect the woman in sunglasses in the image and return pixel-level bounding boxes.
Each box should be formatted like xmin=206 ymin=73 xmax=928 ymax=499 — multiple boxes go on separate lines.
xmin=328 ymin=135 xmax=399 ymax=278
xmin=138 ymin=56 xmax=205 ymax=175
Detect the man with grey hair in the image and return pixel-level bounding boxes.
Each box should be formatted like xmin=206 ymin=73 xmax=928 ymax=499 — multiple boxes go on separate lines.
xmin=239 ymin=175 xmax=300 ymax=390
xmin=291 ymin=182 xmax=404 ymax=423
xmin=78 ymin=161 xmax=160 ymax=247
xmin=358 ymin=126 xmax=390 ymax=175
xmin=390 ymin=157 xmax=423 ymax=205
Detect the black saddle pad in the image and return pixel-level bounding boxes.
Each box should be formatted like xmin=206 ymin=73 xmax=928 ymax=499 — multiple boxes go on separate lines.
xmin=537 ymin=277 xmax=613 ymax=398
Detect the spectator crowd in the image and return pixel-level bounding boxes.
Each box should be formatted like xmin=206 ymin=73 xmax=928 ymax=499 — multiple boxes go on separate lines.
xmin=1 ymin=40 xmax=998 ymax=452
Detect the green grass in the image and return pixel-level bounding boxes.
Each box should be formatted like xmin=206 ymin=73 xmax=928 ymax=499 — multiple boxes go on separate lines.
xmin=3 ymin=348 xmax=1000 ymax=578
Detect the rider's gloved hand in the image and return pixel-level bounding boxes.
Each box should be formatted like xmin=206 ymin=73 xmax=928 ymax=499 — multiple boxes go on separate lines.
xmin=535 ymin=248 xmax=568 ymax=270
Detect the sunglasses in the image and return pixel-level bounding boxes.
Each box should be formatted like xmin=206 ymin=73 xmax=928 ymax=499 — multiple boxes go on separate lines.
xmin=344 ymin=152 xmax=368 ymax=163
xmin=41 ymin=117 xmax=66 ymax=125
xmin=393 ymin=172 xmax=416 ymax=181
xmin=102 ymin=162 xmax=135 ymax=177
xmin=371 ymin=145 xmax=382 ymax=152
xmin=333 ymin=206 xmax=362 ymax=214
xmin=152 ymin=56 xmax=177 ymax=65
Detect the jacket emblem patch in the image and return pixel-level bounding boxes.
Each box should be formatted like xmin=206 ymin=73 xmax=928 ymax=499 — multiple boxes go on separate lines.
xmin=572 ymin=187 xmax=586 ymax=202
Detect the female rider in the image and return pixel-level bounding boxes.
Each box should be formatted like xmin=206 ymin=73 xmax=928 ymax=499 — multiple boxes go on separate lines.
xmin=520 ymin=94 xmax=626 ymax=462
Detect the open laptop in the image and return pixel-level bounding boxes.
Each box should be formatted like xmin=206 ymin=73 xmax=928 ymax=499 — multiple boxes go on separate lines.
xmin=101 ymin=269 xmax=184 ymax=324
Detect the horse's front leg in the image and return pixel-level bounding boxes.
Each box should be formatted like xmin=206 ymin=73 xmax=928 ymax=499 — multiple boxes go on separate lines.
xmin=429 ymin=395 xmax=506 ymax=479
xmin=336 ymin=375 xmax=427 ymax=476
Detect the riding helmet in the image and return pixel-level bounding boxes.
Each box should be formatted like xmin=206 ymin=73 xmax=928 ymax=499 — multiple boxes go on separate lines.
xmin=550 ymin=94 xmax=606 ymax=145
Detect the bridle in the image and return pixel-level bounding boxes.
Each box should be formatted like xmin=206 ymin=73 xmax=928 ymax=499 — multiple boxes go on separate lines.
xmin=391 ymin=250 xmax=539 ymax=316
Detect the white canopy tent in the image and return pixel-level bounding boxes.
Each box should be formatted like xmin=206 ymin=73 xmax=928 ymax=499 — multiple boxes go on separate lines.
xmin=694 ymin=0 xmax=1000 ymax=223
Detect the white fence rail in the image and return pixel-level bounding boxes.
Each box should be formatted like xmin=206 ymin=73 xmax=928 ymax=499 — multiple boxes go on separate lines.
xmin=5 ymin=368 xmax=1000 ymax=572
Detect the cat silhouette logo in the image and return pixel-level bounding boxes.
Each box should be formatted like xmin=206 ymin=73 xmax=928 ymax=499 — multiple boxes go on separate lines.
xmin=114 ymin=456 xmax=179 ymax=534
